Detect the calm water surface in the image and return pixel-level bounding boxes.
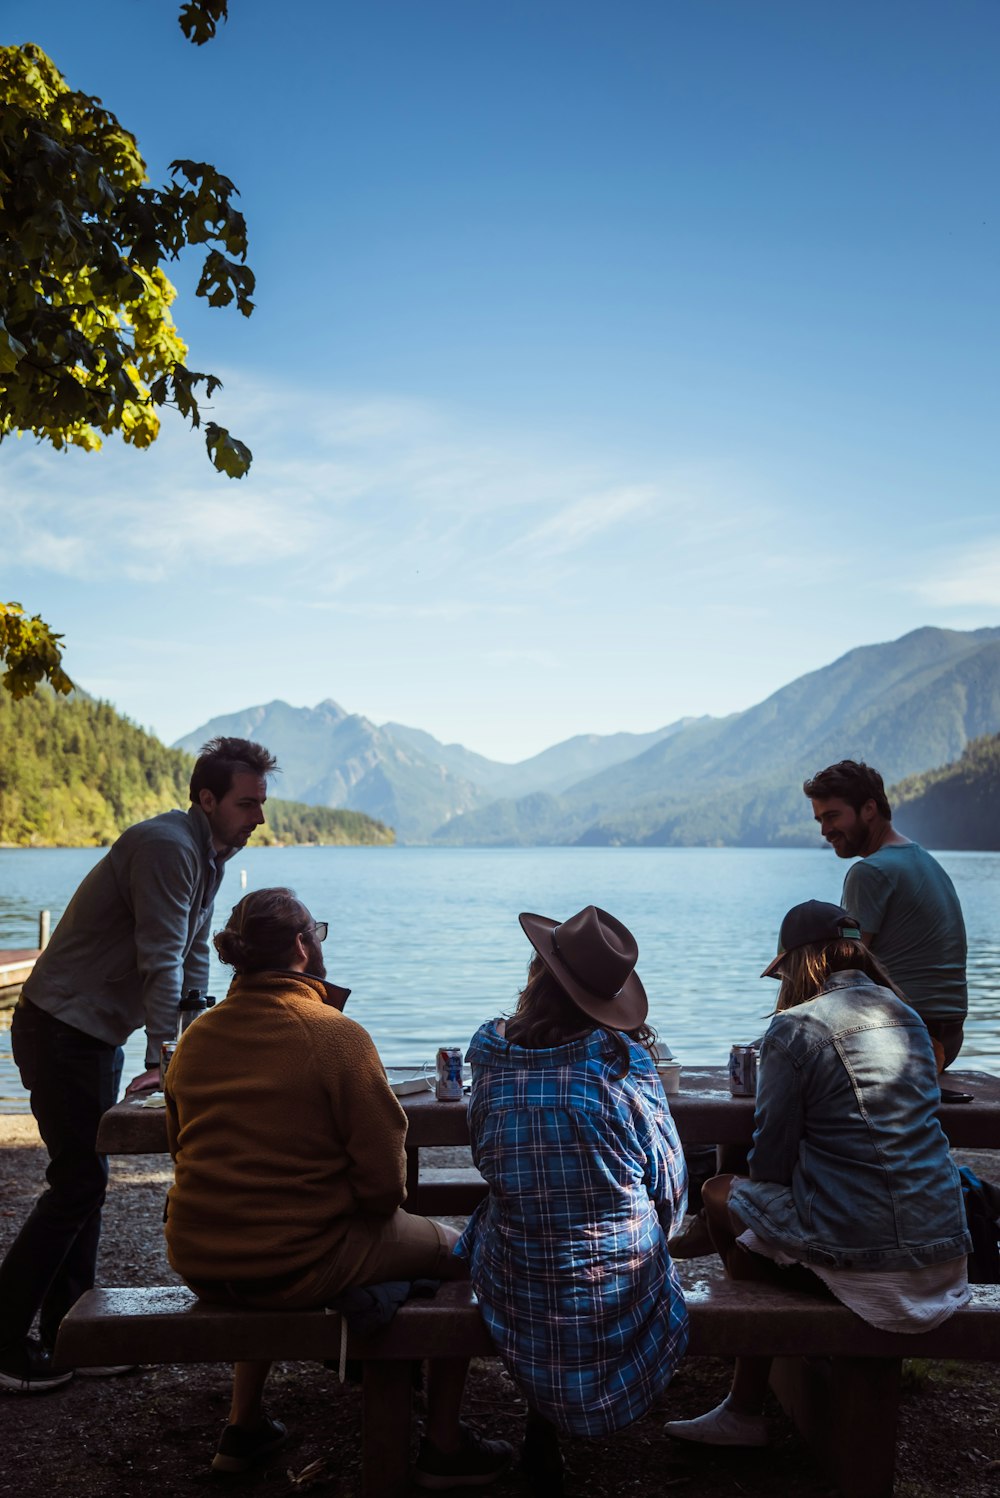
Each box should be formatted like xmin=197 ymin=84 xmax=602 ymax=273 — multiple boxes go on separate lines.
xmin=2 ymin=845 xmax=999 ymax=1111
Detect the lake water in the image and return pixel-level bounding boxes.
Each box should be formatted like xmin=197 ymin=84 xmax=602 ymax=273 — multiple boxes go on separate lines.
xmin=2 ymin=845 xmax=999 ymax=1111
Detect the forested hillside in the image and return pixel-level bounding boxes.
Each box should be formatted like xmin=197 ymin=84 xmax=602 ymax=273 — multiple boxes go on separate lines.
xmin=0 ymin=692 xmax=394 ymax=847
xmin=892 ymin=734 xmax=1000 ymax=850
xmin=263 ymin=800 xmax=393 ymax=847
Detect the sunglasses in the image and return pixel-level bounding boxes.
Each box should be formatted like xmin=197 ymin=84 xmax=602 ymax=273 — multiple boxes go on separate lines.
xmin=302 ymin=921 xmax=329 ymax=942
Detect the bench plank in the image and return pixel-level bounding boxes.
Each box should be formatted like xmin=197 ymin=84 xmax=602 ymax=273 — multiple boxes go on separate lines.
xmin=684 ymin=1278 xmax=1000 ymax=1359
xmin=54 ymin=1279 xmax=1000 ymax=1369
xmin=53 ymin=1280 xmax=1000 ymax=1498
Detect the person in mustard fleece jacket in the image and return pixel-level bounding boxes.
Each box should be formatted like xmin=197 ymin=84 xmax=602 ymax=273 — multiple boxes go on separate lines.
xmin=164 ymin=886 xmax=510 ymax=1488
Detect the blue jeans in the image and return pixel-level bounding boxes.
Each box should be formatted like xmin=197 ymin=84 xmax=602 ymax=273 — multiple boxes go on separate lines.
xmin=0 ymin=999 xmax=123 ymax=1352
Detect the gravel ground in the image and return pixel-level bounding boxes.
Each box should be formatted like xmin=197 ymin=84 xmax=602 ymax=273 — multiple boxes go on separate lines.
xmin=1 ymin=1117 xmax=998 ymax=1498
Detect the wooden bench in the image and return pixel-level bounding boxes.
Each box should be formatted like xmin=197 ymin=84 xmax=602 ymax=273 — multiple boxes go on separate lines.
xmin=406 ymin=1163 xmax=487 ymax=1216
xmin=53 ymin=1278 xmax=1000 ymax=1498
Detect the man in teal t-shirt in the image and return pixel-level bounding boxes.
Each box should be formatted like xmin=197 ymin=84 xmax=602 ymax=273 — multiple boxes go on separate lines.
xmin=804 ymin=758 xmax=967 ymax=1069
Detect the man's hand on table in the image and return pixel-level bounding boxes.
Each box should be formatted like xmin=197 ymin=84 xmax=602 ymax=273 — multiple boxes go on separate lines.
xmin=125 ymin=1067 xmax=161 ymax=1095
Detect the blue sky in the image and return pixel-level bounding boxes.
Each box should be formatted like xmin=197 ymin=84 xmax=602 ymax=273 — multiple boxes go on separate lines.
xmin=2 ymin=0 xmax=998 ymax=761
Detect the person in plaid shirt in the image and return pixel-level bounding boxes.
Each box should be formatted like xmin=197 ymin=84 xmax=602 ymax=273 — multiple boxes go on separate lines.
xmin=456 ymin=905 xmax=689 ymax=1478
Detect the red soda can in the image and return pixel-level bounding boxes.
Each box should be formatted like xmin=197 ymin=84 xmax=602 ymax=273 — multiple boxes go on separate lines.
xmin=435 ymin=1046 xmax=464 ymax=1102
xmin=728 ymin=1044 xmax=758 ymax=1097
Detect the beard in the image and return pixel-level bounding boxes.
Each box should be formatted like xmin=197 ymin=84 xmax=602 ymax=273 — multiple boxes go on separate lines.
xmin=305 ymin=933 xmax=327 ymax=980
xmin=830 ymin=825 xmax=866 ymax=858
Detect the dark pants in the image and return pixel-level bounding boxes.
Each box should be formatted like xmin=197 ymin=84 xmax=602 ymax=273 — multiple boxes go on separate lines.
xmin=683 ymin=1146 xmax=718 ymax=1212
xmin=925 ymin=1016 xmax=964 ymax=1072
xmin=0 ymin=999 xmax=123 ymax=1352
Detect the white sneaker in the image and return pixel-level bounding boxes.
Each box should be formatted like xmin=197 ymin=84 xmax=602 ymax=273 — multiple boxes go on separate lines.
xmin=664 ymin=1399 xmax=768 ymax=1447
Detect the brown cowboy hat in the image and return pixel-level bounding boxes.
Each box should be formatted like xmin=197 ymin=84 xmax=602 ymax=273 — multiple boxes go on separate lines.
xmin=518 ymin=905 xmax=648 ymax=1030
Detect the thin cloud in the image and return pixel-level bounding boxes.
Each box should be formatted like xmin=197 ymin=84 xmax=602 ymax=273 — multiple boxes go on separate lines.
xmin=0 ymin=375 xmax=759 ymax=613
xmin=302 ymin=598 xmax=525 ymax=621
xmin=509 ymin=484 xmax=658 ymax=558
xmin=912 ymin=542 xmax=1000 ymax=609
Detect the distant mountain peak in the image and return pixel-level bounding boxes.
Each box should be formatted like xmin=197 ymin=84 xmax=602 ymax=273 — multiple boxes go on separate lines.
xmin=173 ymin=626 xmax=1000 ymax=846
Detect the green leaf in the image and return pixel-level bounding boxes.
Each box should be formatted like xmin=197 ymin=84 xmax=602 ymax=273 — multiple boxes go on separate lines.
xmin=0 ymin=602 xmax=73 ymax=701
xmin=0 ymin=317 xmax=27 ymax=371
xmin=205 ymin=421 xmax=252 ymax=478
xmin=0 ymin=44 xmax=254 ymax=477
xmin=178 ymin=0 xmax=229 ymax=46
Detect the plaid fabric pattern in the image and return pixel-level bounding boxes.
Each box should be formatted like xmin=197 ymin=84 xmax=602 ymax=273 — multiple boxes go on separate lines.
xmin=456 ymin=1021 xmax=689 ymax=1436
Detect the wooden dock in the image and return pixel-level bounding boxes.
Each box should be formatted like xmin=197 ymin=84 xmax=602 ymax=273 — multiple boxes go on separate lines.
xmin=0 ymin=948 xmax=38 ymax=1008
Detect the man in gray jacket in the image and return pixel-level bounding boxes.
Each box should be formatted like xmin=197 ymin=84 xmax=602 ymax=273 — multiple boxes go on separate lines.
xmin=0 ymin=736 xmax=277 ymax=1393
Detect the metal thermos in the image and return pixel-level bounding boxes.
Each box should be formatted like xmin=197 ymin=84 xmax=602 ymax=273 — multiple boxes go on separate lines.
xmin=177 ymin=989 xmax=207 ymax=1038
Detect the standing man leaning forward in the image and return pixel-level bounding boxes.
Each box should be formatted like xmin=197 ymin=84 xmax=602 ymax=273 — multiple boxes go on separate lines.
xmin=805 ymin=758 xmax=968 ymax=1070
xmin=0 ymin=737 xmax=276 ymax=1394
xmin=164 ymin=887 xmax=511 ymax=1487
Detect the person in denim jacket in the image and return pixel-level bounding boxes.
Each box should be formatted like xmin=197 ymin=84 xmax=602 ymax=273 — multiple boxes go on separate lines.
xmin=666 ymin=900 xmax=971 ymax=1450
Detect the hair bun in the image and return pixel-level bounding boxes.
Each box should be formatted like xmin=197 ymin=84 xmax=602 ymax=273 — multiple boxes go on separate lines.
xmin=214 ymin=929 xmax=247 ymax=966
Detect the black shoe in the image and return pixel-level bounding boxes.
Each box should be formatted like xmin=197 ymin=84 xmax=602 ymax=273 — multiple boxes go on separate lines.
xmin=211 ymin=1415 xmax=288 ymax=1474
xmin=414 ymin=1423 xmax=513 ymax=1490
xmin=0 ymin=1339 xmax=74 ymax=1395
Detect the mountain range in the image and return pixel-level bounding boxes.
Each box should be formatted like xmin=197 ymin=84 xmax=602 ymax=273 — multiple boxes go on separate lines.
xmin=175 ymin=703 xmax=700 ymax=842
xmin=175 ymin=625 xmax=1000 ymax=846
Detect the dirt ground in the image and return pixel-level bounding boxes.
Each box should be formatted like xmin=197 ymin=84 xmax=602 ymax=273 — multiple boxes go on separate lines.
xmin=1 ymin=1117 xmax=998 ymax=1498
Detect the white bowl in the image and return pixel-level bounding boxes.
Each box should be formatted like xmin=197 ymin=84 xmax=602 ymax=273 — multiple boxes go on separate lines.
xmin=656 ymin=1061 xmax=682 ymax=1094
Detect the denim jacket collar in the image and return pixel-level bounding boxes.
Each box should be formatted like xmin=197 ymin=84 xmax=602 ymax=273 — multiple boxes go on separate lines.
xmin=817 ymin=968 xmax=879 ymax=997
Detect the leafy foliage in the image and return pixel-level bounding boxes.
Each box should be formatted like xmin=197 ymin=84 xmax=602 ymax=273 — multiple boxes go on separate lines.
xmin=0 ymin=602 xmax=73 ymax=700
xmin=0 ymin=689 xmax=396 ymax=848
xmin=179 ymin=0 xmax=230 ymax=45
xmin=0 ymin=688 xmax=191 ymax=845
xmin=262 ymin=800 xmax=394 ymax=848
xmin=0 ymin=44 xmax=253 ymax=476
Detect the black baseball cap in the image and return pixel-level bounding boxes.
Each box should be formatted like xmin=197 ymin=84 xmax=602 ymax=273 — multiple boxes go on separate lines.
xmin=761 ymin=900 xmax=862 ymax=980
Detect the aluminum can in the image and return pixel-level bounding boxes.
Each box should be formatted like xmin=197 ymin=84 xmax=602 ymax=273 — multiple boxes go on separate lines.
xmin=435 ymin=1046 xmax=464 ymax=1102
xmin=728 ymin=1044 xmax=758 ymax=1097
xmin=159 ymin=1040 xmax=179 ymax=1090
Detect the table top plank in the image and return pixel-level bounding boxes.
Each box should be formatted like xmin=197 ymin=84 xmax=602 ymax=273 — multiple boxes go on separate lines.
xmin=95 ymin=1067 xmax=1000 ymax=1156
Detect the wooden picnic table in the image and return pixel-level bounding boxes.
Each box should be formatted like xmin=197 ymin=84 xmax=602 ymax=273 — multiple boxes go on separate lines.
xmin=86 ymin=1064 xmax=1000 ymax=1497
xmin=668 ymin=1065 xmax=1000 ymax=1147
xmin=96 ymin=1065 xmax=1000 ymax=1214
